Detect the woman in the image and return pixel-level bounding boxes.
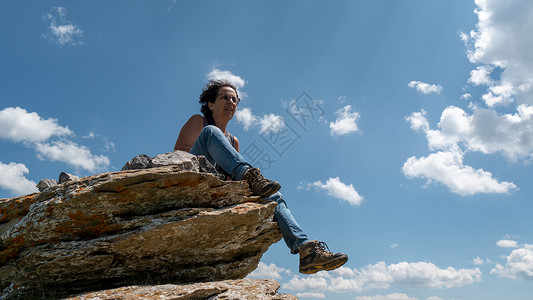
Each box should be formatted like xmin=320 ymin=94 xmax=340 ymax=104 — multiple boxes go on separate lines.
xmin=174 ymin=80 xmax=348 ymax=274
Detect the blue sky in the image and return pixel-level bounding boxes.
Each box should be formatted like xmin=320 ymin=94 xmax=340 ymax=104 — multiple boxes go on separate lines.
xmin=1 ymin=1 xmax=533 ymax=299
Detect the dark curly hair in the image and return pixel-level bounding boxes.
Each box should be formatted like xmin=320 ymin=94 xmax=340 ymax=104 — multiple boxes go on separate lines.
xmin=199 ymin=80 xmax=238 ymax=124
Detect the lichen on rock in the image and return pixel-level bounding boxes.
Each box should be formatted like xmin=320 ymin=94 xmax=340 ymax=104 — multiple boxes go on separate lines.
xmin=0 ymin=151 xmax=284 ymax=299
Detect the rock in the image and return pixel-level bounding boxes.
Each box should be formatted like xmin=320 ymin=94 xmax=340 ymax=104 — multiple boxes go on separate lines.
xmin=197 ymin=155 xmax=218 ymax=174
xmin=66 ymin=279 xmax=297 ymax=300
xmin=36 ymin=179 xmax=57 ymax=192
xmin=0 ymin=166 xmax=281 ymax=299
xmin=121 ymin=151 xmax=218 ymax=177
xmin=150 ymin=151 xmax=200 ymax=170
xmin=121 ymin=154 xmax=152 ymax=171
xmin=59 ymin=172 xmax=80 ymax=184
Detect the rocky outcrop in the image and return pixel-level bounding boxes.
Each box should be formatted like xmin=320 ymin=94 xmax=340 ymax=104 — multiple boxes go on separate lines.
xmin=67 ymin=279 xmax=297 ymax=300
xmin=0 ymin=152 xmax=283 ymax=299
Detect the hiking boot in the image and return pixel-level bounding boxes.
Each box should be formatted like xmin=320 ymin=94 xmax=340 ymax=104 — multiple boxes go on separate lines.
xmin=242 ymin=167 xmax=281 ymax=198
xmin=299 ymin=240 xmax=348 ymax=274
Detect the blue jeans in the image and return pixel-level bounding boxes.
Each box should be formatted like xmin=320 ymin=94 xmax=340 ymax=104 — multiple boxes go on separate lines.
xmin=190 ymin=125 xmax=310 ymax=254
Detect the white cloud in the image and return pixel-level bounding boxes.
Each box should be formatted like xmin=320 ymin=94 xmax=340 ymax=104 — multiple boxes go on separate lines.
xmin=283 ymin=275 xmax=329 ymax=292
xmin=402 ymin=148 xmax=517 ymax=195
xmin=295 ymin=292 xmax=325 ymax=299
xmin=307 ymin=177 xmax=363 ymax=206
xmin=247 ymin=262 xmax=287 ymax=280
xmin=329 ymin=105 xmax=361 ymax=136
xmin=468 ymin=65 xmax=494 ymax=86
xmin=407 ymin=105 xmax=533 ymax=162
xmin=390 ymin=244 xmax=399 ymax=249
xmin=284 ymin=261 xmax=481 ymax=293
xmin=234 ymin=107 xmax=255 ymax=131
xmin=35 ymin=140 xmax=110 ymax=172
xmin=408 ymin=81 xmax=443 ymax=94
xmin=207 ymin=68 xmax=246 ymax=90
xmin=258 ymin=114 xmax=285 ymax=134
xmin=0 ymin=107 xmax=72 ymax=143
xmin=234 ymin=107 xmax=285 ymax=134
xmin=491 ymin=244 xmax=533 ymax=280
xmin=355 ymin=293 xmax=418 ymax=300
xmin=0 ymin=107 xmax=111 ymax=174
xmin=462 ymin=0 xmax=533 ymax=106
xmin=0 ymin=161 xmax=38 ymax=196
xmin=496 ymin=239 xmax=519 ymax=248
xmin=473 ymin=257 xmax=484 ymax=265
xmin=43 ymin=7 xmax=83 ymax=46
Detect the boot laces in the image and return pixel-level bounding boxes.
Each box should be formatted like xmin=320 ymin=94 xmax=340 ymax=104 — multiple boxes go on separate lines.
xmin=314 ymin=241 xmax=332 ymax=254
xmin=246 ymin=168 xmax=268 ymax=184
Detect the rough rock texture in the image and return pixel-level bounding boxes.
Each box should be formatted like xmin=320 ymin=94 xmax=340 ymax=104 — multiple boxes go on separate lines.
xmin=121 ymin=151 xmax=218 ymax=175
xmin=58 ymin=172 xmax=80 ymax=184
xmin=0 ymin=166 xmax=282 ymax=299
xmin=36 ymin=179 xmax=58 ymax=192
xmin=66 ymin=279 xmax=297 ymax=300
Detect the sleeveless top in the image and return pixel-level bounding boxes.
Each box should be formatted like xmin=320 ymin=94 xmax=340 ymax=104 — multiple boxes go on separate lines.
xmin=203 ymin=116 xmax=235 ymax=179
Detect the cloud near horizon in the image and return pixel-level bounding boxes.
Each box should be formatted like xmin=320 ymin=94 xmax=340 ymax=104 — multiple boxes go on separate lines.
xmin=0 ymin=107 xmax=110 ymax=196
xmin=283 ymin=261 xmax=481 ymax=293
xmin=0 ymin=162 xmax=38 ymax=196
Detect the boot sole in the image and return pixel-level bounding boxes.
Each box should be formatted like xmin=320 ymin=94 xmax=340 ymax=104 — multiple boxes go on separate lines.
xmin=300 ymin=255 xmax=348 ymax=274
xmin=257 ymin=183 xmax=281 ymax=198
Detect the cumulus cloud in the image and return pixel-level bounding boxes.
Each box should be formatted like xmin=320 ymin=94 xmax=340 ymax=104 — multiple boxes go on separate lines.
xmin=283 ymin=276 xmax=329 ymax=292
xmin=402 ymin=147 xmax=517 ymax=195
xmin=0 ymin=162 xmax=38 ymax=196
xmin=408 ymin=81 xmax=443 ymax=94
xmin=247 ymin=262 xmax=289 ymax=280
xmin=468 ymin=65 xmax=494 ymax=86
xmin=497 ymin=239 xmax=519 ymax=248
xmin=283 ymin=261 xmax=481 ymax=293
xmin=355 ymin=293 xmax=418 ymax=300
xmin=329 ymin=105 xmax=361 ymax=136
xmin=0 ymin=107 xmax=72 ymax=143
xmin=304 ymin=177 xmax=363 ymax=206
xmin=35 ymin=141 xmax=110 ymax=172
xmin=462 ymin=0 xmax=533 ymax=106
xmin=0 ymin=107 xmax=110 ymax=174
xmin=207 ymin=68 xmax=246 ymax=91
xmin=43 ymin=7 xmax=83 ymax=46
xmin=234 ymin=107 xmax=285 ymax=134
xmin=294 ymin=292 xmax=325 ymax=299
xmin=408 ymin=105 xmax=533 ymax=162
xmin=491 ymin=244 xmax=533 ymax=280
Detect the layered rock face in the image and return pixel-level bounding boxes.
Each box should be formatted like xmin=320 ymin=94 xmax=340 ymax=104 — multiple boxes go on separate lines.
xmin=67 ymin=279 xmax=297 ymax=300
xmin=0 ymin=152 xmax=283 ymax=299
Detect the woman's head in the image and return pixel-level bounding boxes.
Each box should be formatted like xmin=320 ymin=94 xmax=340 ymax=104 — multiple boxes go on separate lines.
xmin=199 ymin=80 xmax=239 ymax=120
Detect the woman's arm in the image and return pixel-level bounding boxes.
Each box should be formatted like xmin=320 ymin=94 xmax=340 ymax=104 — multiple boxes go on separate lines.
xmin=174 ymin=114 xmax=204 ymax=152
xmin=234 ymin=136 xmax=240 ymax=152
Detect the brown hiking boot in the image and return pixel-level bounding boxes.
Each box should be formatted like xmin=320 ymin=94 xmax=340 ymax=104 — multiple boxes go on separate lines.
xmin=299 ymin=240 xmax=348 ymax=274
xmin=242 ymin=167 xmax=281 ymax=198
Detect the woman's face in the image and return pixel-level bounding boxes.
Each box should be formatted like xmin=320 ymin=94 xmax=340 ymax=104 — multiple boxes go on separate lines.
xmin=208 ymin=86 xmax=239 ymax=122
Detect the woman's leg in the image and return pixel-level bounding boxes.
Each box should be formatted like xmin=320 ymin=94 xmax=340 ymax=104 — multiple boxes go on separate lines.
xmin=269 ymin=192 xmax=310 ymax=254
xmin=190 ymin=125 xmax=251 ymax=180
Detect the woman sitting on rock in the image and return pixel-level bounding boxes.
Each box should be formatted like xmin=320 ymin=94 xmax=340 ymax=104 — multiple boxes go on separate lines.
xmin=174 ymin=79 xmax=348 ymax=274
